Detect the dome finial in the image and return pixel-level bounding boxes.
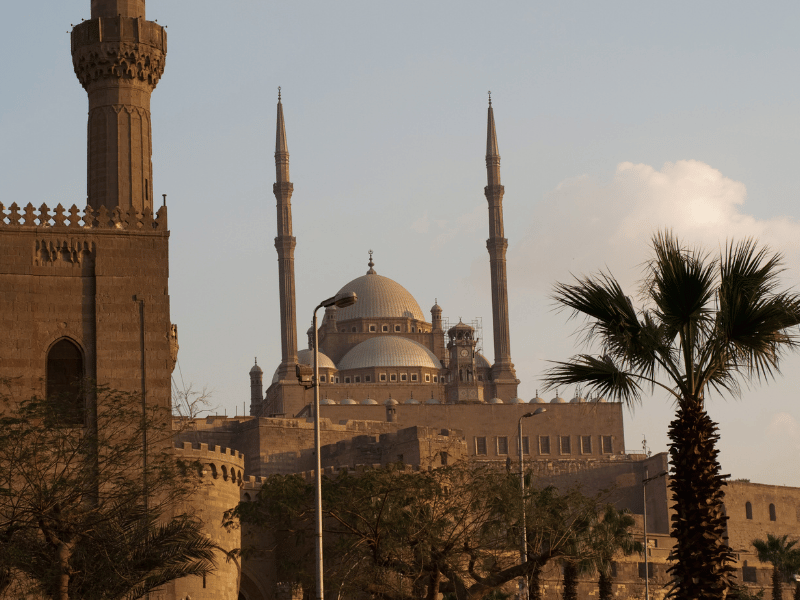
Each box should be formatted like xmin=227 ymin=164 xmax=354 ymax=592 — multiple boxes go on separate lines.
xmin=255 ymin=357 xmax=258 ymax=365
xmin=367 ymin=249 xmax=376 ymax=274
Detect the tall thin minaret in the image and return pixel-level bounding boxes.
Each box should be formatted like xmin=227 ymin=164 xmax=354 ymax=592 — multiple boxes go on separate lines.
xmin=274 ymin=89 xmax=299 ymax=379
xmin=484 ymin=93 xmax=519 ymax=399
xmin=71 ymin=0 xmax=167 ymax=213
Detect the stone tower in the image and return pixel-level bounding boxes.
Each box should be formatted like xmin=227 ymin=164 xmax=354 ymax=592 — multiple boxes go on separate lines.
xmin=71 ymin=0 xmax=167 ymax=214
xmin=444 ymin=321 xmax=484 ymax=403
xmin=250 ymin=359 xmax=264 ymax=412
xmin=484 ymin=96 xmax=519 ymax=400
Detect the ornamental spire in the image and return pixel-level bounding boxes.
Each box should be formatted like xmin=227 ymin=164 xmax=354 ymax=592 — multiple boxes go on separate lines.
xmin=275 ymin=87 xmax=290 ymax=183
xmin=367 ymin=249 xmax=376 ymax=274
xmin=486 ymin=92 xmax=501 ymax=187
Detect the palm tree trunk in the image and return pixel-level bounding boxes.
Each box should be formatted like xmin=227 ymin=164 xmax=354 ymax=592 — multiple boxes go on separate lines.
xmin=772 ymin=565 xmax=783 ymax=600
xmin=667 ymin=401 xmax=736 ymax=600
xmin=598 ymin=570 xmax=612 ymax=600
xmin=562 ymin=561 xmax=578 ymax=600
xmin=793 ymin=582 xmax=800 ymax=600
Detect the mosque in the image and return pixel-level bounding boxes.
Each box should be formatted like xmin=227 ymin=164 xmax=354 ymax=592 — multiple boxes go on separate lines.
xmin=2 ymin=1 xmax=800 ymax=599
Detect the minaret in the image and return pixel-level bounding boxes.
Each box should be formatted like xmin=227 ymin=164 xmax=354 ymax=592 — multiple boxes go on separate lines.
xmin=484 ymin=94 xmax=519 ymax=399
xmin=71 ymin=0 xmax=167 ymax=213
xmin=249 ymin=359 xmax=264 ymax=415
xmin=273 ymin=89 xmax=299 ymax=379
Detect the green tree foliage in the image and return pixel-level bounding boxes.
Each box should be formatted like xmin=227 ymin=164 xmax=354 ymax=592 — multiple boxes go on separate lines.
xmin=544 ymin=232 xmax=800 ymax=600
xmin=752 ymin=534 xmax=800 ymax=600
xmin=0 ymin=383 xmax=216 ymax=599
xmin=588 ymin=505 xmax=642 ymax=600
xmin=227 ymin=463 xmax=617 ymax=600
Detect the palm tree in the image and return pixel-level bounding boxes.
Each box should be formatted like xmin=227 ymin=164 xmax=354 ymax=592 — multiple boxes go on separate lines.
xmin=590 ymin=505 xmax=642 ymax=600
xmin=752 ymin=534 xmax=800 ymax=600
xmin=544 ymin=231 xmax=800 ymax=600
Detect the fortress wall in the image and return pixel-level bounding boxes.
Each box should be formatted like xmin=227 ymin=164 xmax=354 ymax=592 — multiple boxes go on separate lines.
xmin=320 ymin=401 xmax=626 ymax=460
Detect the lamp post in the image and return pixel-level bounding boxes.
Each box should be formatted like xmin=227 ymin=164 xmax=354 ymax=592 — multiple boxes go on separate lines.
xmin=642 ymin=468 xmax=667 ymax=600
xmin=311 ymin=291 xmax=357 ymax=600
xmin=517 ymin=406 xmax=546 ymax=600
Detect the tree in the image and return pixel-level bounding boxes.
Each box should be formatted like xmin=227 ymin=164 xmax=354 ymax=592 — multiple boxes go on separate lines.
xmin=227 ymin=463 xmax=607 ymax=600
xmin=588 ymin=505 xmax=642 ymax=600
xmin=543 ymin=232 xmax=800 ymax=600
xmin=0 ymin=382 xmax=216 ymax=599
xmin=752 ymin=534 xmax=800 ymax=600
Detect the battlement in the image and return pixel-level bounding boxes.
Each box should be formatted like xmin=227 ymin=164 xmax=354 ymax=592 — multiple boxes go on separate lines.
xmin=174 ymin=442 xmax=245 ymax=485
xmin=0 ymin=202 xmax=167 ymax=233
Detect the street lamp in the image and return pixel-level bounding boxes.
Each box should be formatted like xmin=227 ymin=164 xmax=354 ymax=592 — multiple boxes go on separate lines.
xmin=311 ymin=291 xmax=357 ymax=600
xmin=642 ymin=468 xmax=667 ymax=600
xmin=518 ymin=406 xmax=546 ymax=600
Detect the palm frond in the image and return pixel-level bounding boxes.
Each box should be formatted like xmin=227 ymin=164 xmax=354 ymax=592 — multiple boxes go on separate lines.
xmin=542 ymin=355 xmax=643 ymax=406
xmin=645 ymin=231 xmax=717 ymax=338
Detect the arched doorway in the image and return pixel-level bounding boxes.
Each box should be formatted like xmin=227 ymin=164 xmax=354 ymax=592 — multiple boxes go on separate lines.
xmin=46 ymin=338 xmax=84 ymax=424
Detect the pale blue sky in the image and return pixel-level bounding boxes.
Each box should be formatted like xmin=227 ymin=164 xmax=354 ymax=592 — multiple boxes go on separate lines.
xmin=4 ymin=1 xmax=800 ymax=485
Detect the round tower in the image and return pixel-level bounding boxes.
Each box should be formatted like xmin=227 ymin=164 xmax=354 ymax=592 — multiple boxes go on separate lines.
xmin=71 ymin=0 xmax=167 ymax=213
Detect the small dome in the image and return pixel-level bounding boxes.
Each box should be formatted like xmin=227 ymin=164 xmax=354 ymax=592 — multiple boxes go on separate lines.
xmin=550 ymin=396 xmax=567 ymax=404
xmin=475 ymin=353 xmax=492 ymax=370
xmin=425 ymin=397 xmax=439 ymax=404
xmin=250 ymin=360 xmax=263 ymax=375
xmin=594 ymin=396 xmax=607 ymax=403
xmin=320 ymin=398 xmax=337 ymax=405
xmin=338 ymin=337 xmax=442 ymax=370
xmin=385 ymin=397 xmax=398 ymax=405
xmin=340 ymin=398 xmax=357 ymax=405
xmin=570 ymin=396 xmax=586 ymax=404
xmin=431 ymin=301 xmax=442 ymax=313
xmin=508 ymin=397 xmax=524 ymax=404
xmin=530 ymin=395 xmax=546 ymax=404
xmin=361 ymin=398 xmax=379 ymax=405
xmin=405 ymin=397 xmax=420 ymax=404
xmin=448 ymin=320 xmax=475 ymax=336
xmin=488 ymin=397 xmax=504 ymax=404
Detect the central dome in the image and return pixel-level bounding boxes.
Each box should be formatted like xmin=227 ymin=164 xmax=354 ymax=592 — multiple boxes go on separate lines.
xmin=335 ymin=270 xmax=425 ymax=321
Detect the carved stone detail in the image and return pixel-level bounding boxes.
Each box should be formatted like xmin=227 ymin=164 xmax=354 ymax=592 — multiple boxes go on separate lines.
xmin=72 ymin=42 xmax=166 ymax=90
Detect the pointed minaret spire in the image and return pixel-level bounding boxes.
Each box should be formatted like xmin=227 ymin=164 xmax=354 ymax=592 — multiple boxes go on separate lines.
xmin=483 ymin=95 xmax=518 ymax=400
xmin=273 ymin=90 xmax=299 ymax=382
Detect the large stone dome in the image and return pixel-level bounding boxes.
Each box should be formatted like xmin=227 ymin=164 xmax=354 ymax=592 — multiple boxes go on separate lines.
xmin=338 ymin=337 xmax=442 ymax=370
xmin=335 ymin=270 xmax=425 ymax=321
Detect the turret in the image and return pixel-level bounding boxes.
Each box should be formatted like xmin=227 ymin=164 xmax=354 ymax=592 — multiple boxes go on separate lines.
xmin=249 ymin=359 xmax=264 ymax=415
xmin=483 ymin=94 xmax=518 ymax=399
xmin=71 ymin=0 xmax=167 ymax=213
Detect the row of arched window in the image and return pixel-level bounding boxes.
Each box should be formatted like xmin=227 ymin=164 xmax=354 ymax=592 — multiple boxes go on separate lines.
xmin=744 ymin=501 xmax=777 ymax=521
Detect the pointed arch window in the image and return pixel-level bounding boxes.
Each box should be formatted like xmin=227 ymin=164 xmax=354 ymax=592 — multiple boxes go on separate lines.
xmin=745 ymin=501 xmax=753 ymax=520
xmin=46 ymin=338 xmax=84 ymax=424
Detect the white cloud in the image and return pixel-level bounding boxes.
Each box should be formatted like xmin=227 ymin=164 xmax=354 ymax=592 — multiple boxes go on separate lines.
xmin=509 ymin=160 xmax=800 ymax=294
xmin=430 ymin=204 xmax=485 ymax=250
xmin=411 ymin=211 xmax=430 ymax=234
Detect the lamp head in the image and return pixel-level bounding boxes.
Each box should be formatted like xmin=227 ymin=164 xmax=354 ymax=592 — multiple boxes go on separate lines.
xmin=334 ymin=291 xmax=357 ymax=308
xmin=533 ymin=407 xmax=547 ymax=415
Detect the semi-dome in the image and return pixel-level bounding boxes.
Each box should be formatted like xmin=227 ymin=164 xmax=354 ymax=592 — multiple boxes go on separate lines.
xmin=340 ymin=398 xmax=357 ymax=405
xmin=271 ymin=348 xmax=337 ymax=384
xmin=334 ymin=266 xmax=425 ymax=321
xmin=425 ymin=397 xmax=439 ymax=404
xmin=570 ymin=396 xmax=586 ymax=404
xmin=488 ymin=397 xmax=504 ymax=404
xmin=404 ymin=397 xmax=420 ymax=404
xmin=508 ymin=397 xmax=524 ymax=404
xmin=385 ymin=397 xmax=398 ymax=405
xmin=320 ymin=398 xmax=337 ymax=405
xmin=361 ymin=397 xmax=379 ymax=405
xmin=475 ymin=353 xmax=491 ymax=370
xmin=550 ymin=396 xmax=567 ymax=404
xmin=338 ymin=337 xmax=442 ymax=370
xmin=530 ymin=394 xmax=546 ymax=404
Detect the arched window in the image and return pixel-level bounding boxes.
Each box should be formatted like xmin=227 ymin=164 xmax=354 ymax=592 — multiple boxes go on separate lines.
xmin=46 ymin=338 xmax=84 ymax=424
xmin=745 ymin=501 xmax=753 ymax=520
xmin=769 ymin=503 xmax=777 ymax=521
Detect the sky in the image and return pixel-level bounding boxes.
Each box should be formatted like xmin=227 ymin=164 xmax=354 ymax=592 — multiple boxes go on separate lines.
xmin=4 ymin=1 xmax=800 ymax=486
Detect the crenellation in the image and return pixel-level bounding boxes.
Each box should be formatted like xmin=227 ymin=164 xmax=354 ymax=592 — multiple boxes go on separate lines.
xmin=0 ymin=202 xmax=167 ymax=232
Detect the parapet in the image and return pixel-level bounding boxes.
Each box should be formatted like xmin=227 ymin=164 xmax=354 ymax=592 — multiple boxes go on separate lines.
xmin=174 ymin=441 xmax=245 ymax=485
xmin=0 ymin=203 xmax=167 ymax=233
